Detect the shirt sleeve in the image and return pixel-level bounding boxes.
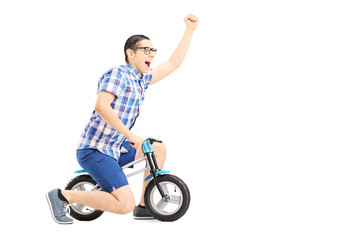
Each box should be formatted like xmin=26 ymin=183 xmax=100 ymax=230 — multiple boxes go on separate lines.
xmin=98 ymin=68 xmax=124 ymax=98
xmin=143 ymin=68 xmax=153 ymax=90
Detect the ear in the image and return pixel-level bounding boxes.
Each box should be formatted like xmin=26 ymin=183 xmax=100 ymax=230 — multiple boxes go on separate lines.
xmin=126 ymin=49 xmax=135 ymax=60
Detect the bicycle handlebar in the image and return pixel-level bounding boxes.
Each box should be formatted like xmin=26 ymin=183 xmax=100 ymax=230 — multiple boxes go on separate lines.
xmin=147 ymin=138 xmax=162 ymax=144
xmin=129 ymin=138 xmax=163 ymax=152
xmin=141 ymin=138 xmax=163 ymax=154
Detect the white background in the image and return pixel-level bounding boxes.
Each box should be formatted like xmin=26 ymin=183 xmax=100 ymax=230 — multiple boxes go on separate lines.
xmin=0 ymin=0 xmax=359 ymax=239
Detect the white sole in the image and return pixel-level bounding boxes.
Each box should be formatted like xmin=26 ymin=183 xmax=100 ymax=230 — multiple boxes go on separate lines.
xmin=46 ymin=193 xmax=73 ymax=224
xmin=133 ymin=216 xmax=155 ymax=220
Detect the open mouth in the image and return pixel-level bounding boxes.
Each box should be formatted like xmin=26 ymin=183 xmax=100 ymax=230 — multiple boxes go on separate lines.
xmin=145 ymin=61 xmax=151 ymax=68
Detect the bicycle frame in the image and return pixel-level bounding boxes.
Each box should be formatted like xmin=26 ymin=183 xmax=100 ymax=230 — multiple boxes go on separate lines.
xmin=74 ymin=138 xmax=170 ymax=199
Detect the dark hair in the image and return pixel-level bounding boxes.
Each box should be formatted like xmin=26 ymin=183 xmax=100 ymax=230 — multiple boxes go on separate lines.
xmin=124 ymin=34 xmax=150 ymax=64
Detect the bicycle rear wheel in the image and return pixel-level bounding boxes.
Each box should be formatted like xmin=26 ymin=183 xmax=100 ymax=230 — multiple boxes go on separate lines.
xmin=65 ymin=174 xmax=104 ymax=221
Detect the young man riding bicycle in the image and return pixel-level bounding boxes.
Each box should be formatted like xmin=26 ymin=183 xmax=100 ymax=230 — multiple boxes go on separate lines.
xmin=46 ymin=14 xmax=198 ymax=224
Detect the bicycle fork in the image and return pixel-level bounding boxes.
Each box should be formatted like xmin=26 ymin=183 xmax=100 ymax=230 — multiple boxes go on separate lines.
xmin=143 ymin=139 xmax=170 ymax=201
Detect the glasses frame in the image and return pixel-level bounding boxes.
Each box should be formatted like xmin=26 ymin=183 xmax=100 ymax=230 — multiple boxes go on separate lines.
xmin=130 ymin=47 xmax=157 ymax=55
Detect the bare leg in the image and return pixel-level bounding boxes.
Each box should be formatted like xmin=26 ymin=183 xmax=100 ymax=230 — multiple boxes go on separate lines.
xmin=136 ymin=142 xmax=167 ymax=206
xmin=62 ymin=185 xmax=135 ymax=214
xmin=62 ymin=142 xmax=166 ymax=214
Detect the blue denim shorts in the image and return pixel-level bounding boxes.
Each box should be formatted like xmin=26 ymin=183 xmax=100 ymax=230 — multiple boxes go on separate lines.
xmin=76 ymin=141 xmax=137 ymax=193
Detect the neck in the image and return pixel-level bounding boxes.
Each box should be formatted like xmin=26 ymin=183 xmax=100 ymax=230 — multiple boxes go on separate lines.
xmin=128 ymin=62 xmax=141 ymax=74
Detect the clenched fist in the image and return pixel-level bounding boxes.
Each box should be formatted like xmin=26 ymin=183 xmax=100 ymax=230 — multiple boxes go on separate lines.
xmin=184 ymin=14 xmax=199 ymax=31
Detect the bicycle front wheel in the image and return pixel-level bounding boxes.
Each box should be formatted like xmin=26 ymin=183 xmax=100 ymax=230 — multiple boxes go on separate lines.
xmin=144 ymin=174 xmax=190 ymax=222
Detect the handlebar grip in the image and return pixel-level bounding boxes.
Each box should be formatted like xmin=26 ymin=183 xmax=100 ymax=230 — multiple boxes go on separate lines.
xmin=148 ymin=138 xmax=162 ymax=144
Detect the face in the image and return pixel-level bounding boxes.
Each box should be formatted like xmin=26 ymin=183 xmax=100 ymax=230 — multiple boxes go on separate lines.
xmin=127 ymin=39 xmax=156 ymax=74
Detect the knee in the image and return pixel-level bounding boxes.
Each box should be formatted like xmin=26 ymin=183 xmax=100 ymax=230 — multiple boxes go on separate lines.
xmin=120 ymin=203 xmax=135 ymax=215
xmin=114 ymin=201 xmax=135 ymax=215
xmin=111 ymin=188 xmax=136 ymax=215
xmin=153 ymin=142 xmax=167 ymax=158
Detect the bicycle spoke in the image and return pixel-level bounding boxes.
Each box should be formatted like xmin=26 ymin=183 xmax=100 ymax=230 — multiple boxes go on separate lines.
xmin=74 ymin=204 xmax=85 ymax=212
xmin=75 ymin=184 xmax=86 ymax=191
xmin=149 ymin=179 xmax=185 ymax=216
xmin=168 ymin=195 xmax=181 ymax=205
xmin=161 ymin=183 xmax=170 ymax=195
xmin=156 ymin=199 xmax=168 ymax=212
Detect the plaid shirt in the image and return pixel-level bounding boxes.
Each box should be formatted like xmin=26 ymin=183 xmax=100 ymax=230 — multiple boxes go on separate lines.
xmin=77 ymin=63 xmax=152 ymax=160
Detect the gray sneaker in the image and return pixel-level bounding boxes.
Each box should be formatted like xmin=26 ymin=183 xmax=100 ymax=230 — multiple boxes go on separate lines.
xmin=46 ymin=189 xmax=73 ymax=224
xmin=133 ymin=205 xmax=155 ymax=220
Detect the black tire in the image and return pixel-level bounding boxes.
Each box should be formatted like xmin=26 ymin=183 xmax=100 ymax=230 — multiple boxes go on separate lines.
xmin=65 ymin=174 xmax=104 ymax=221
xmin=144 ymin=174 xmax=190 ymax=222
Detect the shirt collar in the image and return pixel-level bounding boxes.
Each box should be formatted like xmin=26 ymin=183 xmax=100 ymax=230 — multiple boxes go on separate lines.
xmin=125 ymin=63 xmax=143 ymax=80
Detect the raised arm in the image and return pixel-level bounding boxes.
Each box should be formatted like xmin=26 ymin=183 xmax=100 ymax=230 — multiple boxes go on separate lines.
xmin=150 ymin=14 xmax=199 ymax=85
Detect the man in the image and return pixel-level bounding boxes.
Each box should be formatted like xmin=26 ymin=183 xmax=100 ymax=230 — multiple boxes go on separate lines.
xmin=46 ymin=14 xmax=199 ymax=224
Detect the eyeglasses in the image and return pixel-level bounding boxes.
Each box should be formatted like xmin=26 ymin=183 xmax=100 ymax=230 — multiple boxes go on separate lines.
xmin=130 ymin=47 xmax=157 ymax=55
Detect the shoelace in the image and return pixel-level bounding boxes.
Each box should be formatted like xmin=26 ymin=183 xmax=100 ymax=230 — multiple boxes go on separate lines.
xmin=62 ymin=202 xmax=71 ymax=215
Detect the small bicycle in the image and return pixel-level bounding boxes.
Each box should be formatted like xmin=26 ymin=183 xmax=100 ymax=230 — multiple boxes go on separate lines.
xmin=65 ymin=138 xmax=190 ymax=222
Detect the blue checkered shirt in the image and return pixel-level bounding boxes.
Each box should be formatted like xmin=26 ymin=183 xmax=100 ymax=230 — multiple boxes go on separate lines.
xmin=77 ymin=63 xmax=152 ymax=160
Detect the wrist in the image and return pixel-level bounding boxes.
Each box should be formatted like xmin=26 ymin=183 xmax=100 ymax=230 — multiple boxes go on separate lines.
xmin=185 ymin=27 xmax=195 ymax=34
xmin=124 ymin=130 xmax=133 ymax=140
